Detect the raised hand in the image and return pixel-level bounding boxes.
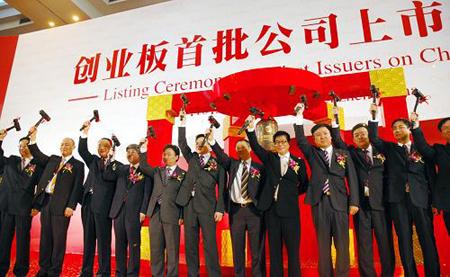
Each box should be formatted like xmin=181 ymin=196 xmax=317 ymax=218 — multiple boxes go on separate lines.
xmin=294 ymin=103 xmax=305 ymax=116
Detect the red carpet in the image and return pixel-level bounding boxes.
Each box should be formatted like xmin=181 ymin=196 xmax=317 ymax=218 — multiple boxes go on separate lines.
xmin=3 ymin=251 xmax=445 ymax=276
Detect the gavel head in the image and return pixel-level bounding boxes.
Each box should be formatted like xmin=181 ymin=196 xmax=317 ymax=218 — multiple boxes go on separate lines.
xmin=93 ymin=110 xmax=100 ymax=122
xmin=329 ymin=91 xmax=341 ymax=102
xmin=300 ymin=95 xmax=308 ymax=107
xmin=249 ymin=107 xmax=264 ymax=117
xmin=370 ymin=85 xmax=379 ymax=97
xmin=180 ymin=93 xmax=189 ymax=105
xmin=111 ymin=134 xmax=121 ymax=147
xmin=147 ymin=126 xmax=156 ymax=138
xmin=13 ymin=118 xmax=21 ymax=131
xmin=412 ymin=88 xmax=425 ymax=101
xmin=208 ymin=115 xmax=220 ymax=129
xmin=39 ymin=110 xmax=51 ymax=122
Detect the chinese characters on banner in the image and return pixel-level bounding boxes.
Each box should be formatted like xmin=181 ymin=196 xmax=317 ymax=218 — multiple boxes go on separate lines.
xmin=74 ymin=1 xmax=444 ymax=85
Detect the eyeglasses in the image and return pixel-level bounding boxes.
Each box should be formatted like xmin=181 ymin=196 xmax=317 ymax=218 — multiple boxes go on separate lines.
xmin=274 ymin=140 xmax=288 ymax=145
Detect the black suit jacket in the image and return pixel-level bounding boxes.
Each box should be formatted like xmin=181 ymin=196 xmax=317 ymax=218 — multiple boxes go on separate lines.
xmin=29 ymin=144 xmax=85 ymax=215
xmin=139 ymin=153 xmax=185 ymax=225
xmin=106 ymin=163 xmax=151 ymax=219
xmin=211 ymin=142 xmax=265 ymax=212
xmin=78 ymin=137 xmax=122 ymax=216
xmin=175 ymin=127 xmax=226 ymax=216
xmin=368 ymin=121 xmax=434 ymax=209
xmin=0 ymin=141 xmax=44 ymax=216
xmin=294 ymin=124 xmax=359 ymax=212
xmin=331 ymin=127 xmax=386 ymax=211
xmin=246 ymin=130 xmax=308 ymax=217
xmin=412 ymin=127 xmax=450 ymax=211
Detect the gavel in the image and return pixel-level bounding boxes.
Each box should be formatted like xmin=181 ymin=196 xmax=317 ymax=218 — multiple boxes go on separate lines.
xmin=294 ymin=95 xmax=308 ymax=114
xmin=200 ymin=115 xmax=221 ymax=147
xmin=238 ymin=107 xmax=264 ymax=135
xmin=411 ymin=88 xmax=427 ymax=113
xmin=111 ymin=134 xmax=121 ymax=148
xmin=4 ymin=118 xmax=21 ymax=132
xmin=329 ymin=91 xmax=341 ymax=125
xmin=138 ymin=126 xmax=156 ymax=147
xmin=27 ymin=110 xmax=51 ymax=137
xmin=180 ymin=93 xmax=189 ymax=121
xmin=80 ymin=110 xmax=100 ymax=131
xmin=370 ymin=85 xmax=380 ymax=120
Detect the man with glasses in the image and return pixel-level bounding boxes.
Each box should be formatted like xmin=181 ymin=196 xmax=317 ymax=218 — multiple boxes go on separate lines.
xmin=244 ymin=115 xmax=308 ymax=277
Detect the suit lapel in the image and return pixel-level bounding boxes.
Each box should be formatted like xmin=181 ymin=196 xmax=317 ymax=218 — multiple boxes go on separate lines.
xmin=355 ymin=148 xmax=370 ymax=169
xmin=394 ymin=144 xmax=408 ymax=164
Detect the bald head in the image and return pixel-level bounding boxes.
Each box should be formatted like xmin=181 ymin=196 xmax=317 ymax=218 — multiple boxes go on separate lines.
xmin=60 ymin=137 xmax=76 ymax=157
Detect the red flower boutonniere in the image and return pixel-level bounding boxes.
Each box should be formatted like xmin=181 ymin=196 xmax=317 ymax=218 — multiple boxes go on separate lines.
xmin=373 ymin=153 xmax=386 ymax=164
xmin=409 ymin=151 xmax=424 ymax=163
xmin=205 ymin=159 xmax=218 ymax=171
xmin=250 ymin=167 xmax=261 ymax=179
xmin=288 ymin=159 xmax=300 ymax=174
xmin=336 ymin=153 xmax=347 ymax=169
xmin=129 ymin=171 xmax=144 ymax=183
xmin=24 ymin=163 xmax=36 ymax=177
xmin=171 ymin=171 xmax=186 ymax=182
xmin=62 ymin=163 xmax=73 ymax=174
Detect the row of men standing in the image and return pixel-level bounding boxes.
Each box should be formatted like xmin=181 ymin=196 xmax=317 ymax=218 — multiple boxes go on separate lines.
xmin=0 ymin=100 xmax=449 ymax=277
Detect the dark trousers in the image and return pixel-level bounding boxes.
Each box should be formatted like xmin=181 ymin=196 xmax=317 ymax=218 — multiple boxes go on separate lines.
xmin=37 ymin=196 xmax=71 ymax=277
xmin=390 ymin=194 xmax=440 ymax=277
xmin=80 ymin=196 xmax=112 ymax=277
xmin=149 ymin=207 xmax=180 ymax=277
xmin=184 ymin=201 xmax=221 ymax=277
xmin=266 ymin=204 xmax=300 ymax=277
xmin=0 ymin=212 xmax=32 ymax=277
xmin=312 ymin=196 xmax=349 ymax=277
xmin=229 ymin=202 xmax=264 ymax=277
xmin=113 ymin=206 xmax=141 ymax=277
xmin=443 ymin=211 xmax=450 ymax=236
xmin=354 ymin=203 xmax=395 ymax=277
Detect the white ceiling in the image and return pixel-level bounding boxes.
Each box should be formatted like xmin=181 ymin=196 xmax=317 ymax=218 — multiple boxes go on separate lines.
xmin=0 ymin=0 xmax=169 ymax=36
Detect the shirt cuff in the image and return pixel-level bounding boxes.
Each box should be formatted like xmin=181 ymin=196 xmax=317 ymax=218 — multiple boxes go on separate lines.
xmin=209 ymin=139 xmax=216 ymax=146
xmin=295 ymin=116 xmax=304 ymax=126
xmin=331 ymin=121 xmax=339 ymax=128
xmin=80 ymin=134 xmax=88 ymax=139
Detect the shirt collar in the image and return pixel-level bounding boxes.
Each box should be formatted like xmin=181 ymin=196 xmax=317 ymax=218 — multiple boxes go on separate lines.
xmin=62 ymin=155 xmax=72 ymax=162
xmin=397 ymin=141 xmax=412 ymax=148
xmin=278 ymin=152 xmax=290 ymax=160
xmin=167 ymin=164 xmax=177 ymax=171
xmin=320 ymin=145 xmax=333 ymax=153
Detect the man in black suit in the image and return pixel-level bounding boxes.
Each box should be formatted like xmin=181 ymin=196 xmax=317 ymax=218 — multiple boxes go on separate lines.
xmin=294 ymin=103 xmax=359 ymax=277
xmin=105 ymin=144 xmax=151 ymax=277
xmin=410 ymin=114 xmax=450 ymax=235
xmin=138 ymin=141 xmax=185 ymax=277
xmin=78 ymin=121 xmax=122 ymax=277
xmin=330 ymin=109 xmax=394 ymax=277
xmin=28 ymin=126 xmax=85 ymax=277
xmin=208 ymin=129 xmax=265 ymax=277
xmin=0 ymin=131 xmax=43 ymax=277
xmin=368 ymin=104 xmax=440 ymax=277
xmin=244 ymin=115 xmax=308 ymax=277
xmin=175 ymin=110 xmax=226 ymax=277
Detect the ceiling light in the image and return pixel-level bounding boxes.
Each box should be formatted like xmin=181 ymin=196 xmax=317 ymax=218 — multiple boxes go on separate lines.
xmin=72 ymin=15 xmax=80 ymax=22
xmin=48 ymin=21 xmax=55 ymax=27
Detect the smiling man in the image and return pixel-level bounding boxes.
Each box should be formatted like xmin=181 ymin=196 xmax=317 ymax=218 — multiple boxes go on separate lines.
xmin=27 ymin=126 xmax=85 ymax=277
xmin=368 ymin=104 xmax=440 ymax=277
xmin=245 ymin=115 xmax=308 ymax=277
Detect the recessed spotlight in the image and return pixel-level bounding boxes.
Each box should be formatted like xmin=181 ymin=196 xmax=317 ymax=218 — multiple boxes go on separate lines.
xmin=72 ymin=15 xmax=80 ymax=22
xmin=48 ymin=21 xmax=55 ymax=27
